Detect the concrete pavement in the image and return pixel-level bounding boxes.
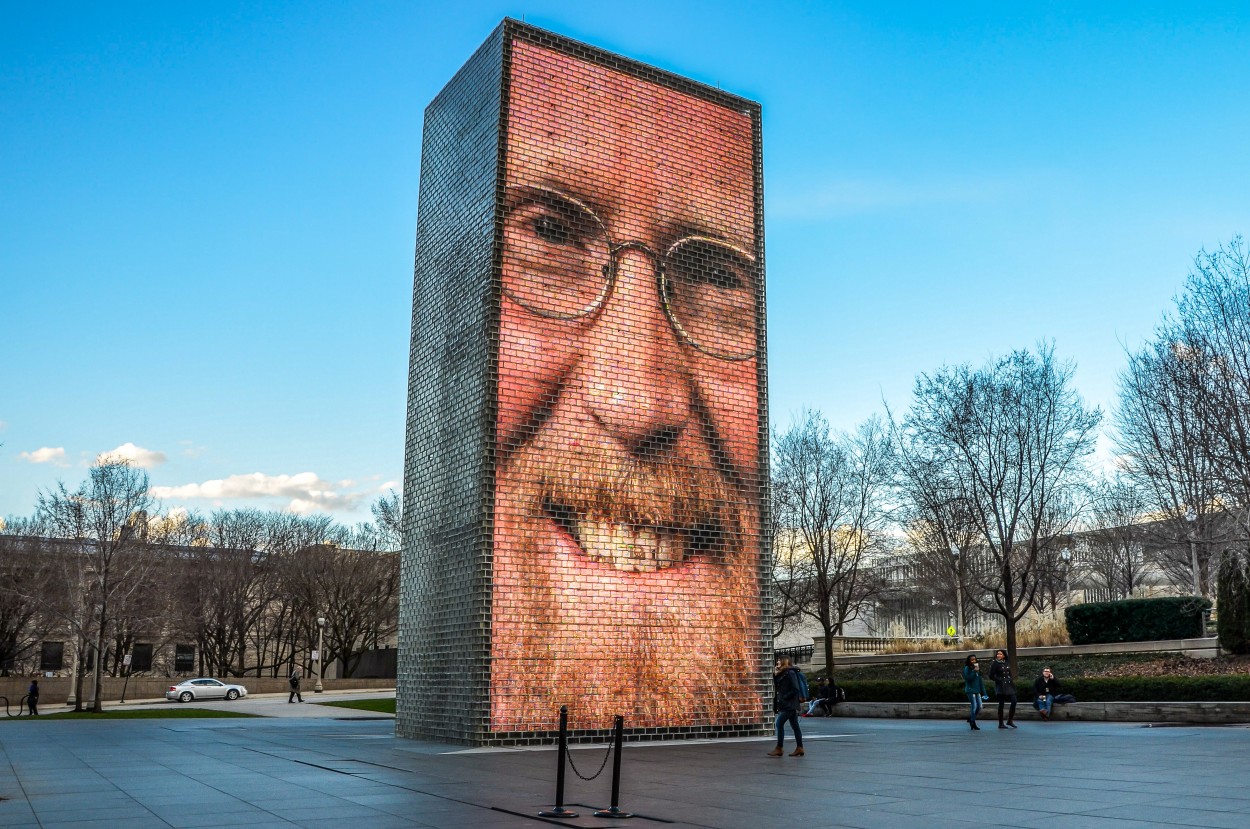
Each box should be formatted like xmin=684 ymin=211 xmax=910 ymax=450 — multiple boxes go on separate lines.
xmin=2 ymin=714 xmax=1249 ymax=828
xmin=85 ymin=689 xmax=397 ymax=719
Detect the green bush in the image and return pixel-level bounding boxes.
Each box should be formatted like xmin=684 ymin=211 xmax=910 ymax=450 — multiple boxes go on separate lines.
xmin=1064 ymin=596 xmax=1211 ymax=645
xmin=841 ymin=675 xmax=1250 ymax=703
xmin=1217 ymin=552 xmax=1250 ymax=654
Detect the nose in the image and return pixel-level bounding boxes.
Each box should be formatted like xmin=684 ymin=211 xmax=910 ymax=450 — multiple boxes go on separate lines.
xmin=579 ymin=247 xmax=692 ymax=458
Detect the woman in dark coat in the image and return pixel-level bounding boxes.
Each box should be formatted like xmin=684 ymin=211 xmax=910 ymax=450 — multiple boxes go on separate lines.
xmin=961 ymin=654 xmax=985 ymax=730
xmin=988 ymin=649 xmax=1017 ymax=728
xmin=768 ymin=657 xmax=805 ymax=756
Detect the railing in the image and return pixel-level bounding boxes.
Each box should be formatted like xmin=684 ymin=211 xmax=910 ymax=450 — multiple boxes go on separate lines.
xmin=819 ymin=636 xmax=955 ymax=656
xmin=774 ymin=644 xmax=814 ymax=664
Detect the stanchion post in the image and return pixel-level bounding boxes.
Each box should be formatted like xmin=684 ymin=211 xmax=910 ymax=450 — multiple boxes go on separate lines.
xmin=538 ymin=705 xmax=579 ymax=819
xmin=594 ymin=715 xmax=632 ymax=819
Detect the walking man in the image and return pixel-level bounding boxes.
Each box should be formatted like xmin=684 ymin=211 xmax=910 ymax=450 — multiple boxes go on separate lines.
xmin=288 ymin=669 xmax=303 ymax=703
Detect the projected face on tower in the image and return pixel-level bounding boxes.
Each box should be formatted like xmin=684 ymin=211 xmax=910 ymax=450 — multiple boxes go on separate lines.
xmin=491 ymin=39 xmax=763 ymax=732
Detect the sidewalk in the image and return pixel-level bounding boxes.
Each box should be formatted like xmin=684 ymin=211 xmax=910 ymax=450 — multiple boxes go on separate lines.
xmin=2 ymin=714 xmax=1249 ymax=827
xmin=104 ymin=689 xmax=397 ymax=719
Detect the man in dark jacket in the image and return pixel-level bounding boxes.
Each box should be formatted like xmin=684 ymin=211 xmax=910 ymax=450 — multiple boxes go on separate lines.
xmin=1033 ymin=667 xmax=1061 ymax=720
xmin=989 ymin=649 xmax=1017 ymax=729
xmin=288 ymin=670 xmax=304 ymax=703
xmin=768 ymin=657 xmax=804 ymax=757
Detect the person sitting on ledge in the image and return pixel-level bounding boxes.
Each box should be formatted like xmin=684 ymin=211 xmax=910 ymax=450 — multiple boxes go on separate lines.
xmin=1033 ymin=667 xmax=1062 ymax=720
xmin=804 ymin=679 xmax=832 ymax=716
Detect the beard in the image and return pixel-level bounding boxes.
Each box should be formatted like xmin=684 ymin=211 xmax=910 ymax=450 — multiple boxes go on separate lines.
xmin=490 ymin=417 xmax=763 ymax=733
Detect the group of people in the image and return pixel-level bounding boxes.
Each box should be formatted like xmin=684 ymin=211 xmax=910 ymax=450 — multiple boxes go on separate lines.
xmin=961 ymin=650 xmax=1069 ymax=730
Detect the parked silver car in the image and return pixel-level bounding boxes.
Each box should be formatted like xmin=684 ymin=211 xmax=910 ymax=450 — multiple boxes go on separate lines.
xmin=165 ymin=678 xmax=248 ymax=703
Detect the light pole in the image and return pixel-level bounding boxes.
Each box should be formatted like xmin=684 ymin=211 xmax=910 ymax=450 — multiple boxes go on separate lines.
xmin=949 ymin=543 xmax=962 ymax=639
xmin=314 ymin=616 xmax=325 ymax=693
xmin=1060 ymin=546 xmax=1072 ymax=610
xmin=1185 ymin=507 xmax=1201 ymax=597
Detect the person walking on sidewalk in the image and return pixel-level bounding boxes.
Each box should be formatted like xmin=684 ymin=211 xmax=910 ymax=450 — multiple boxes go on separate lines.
xmin=288 ymin=670 xmax=304 ymax=703
xmin=768 ymin=657 xmax=805 ymax=757
xmin=989 ymin=649 xmax=1018 ymax=729
xmin=962 ymin=654 xmax=985 ymax=730
xmin=27 ymin=679 xmax=39 ymax=716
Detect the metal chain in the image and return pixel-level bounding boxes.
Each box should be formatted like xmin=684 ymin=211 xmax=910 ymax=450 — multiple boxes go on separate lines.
xmin=565 ymin=740 xmax=613 ymax=781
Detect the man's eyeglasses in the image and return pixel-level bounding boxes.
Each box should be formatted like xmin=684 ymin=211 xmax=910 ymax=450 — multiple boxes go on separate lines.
xmin=501 ymin=185 xmax=758 ymax=361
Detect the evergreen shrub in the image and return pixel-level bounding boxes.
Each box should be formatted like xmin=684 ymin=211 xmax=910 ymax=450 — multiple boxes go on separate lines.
xmin=1064 ymin=596 xmax=1211 ymax=645
xmin=841 ymin=675 xmax=1250 ymax=703
xmin=1216 ymin=552 xmax=1250 ymax=655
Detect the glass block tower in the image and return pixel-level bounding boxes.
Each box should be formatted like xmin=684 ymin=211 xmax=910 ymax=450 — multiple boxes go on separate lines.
xmin=399 ymin=19 xmax=770 ymax=746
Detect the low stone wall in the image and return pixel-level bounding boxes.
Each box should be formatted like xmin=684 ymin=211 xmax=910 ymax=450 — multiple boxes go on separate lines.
xmin=806 ymin=637 xmax=1219 ymax=671
xmin=830 ymin=700 xmax=1250 ymax=724
xmin=0 ymin=676 xmax=395 ymax=705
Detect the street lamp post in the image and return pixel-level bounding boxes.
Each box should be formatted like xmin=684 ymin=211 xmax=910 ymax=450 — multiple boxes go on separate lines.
xmin=1185 ymin=507 xmax=1201 ymax=597
xmin=314 ymin=617 xmax=325 ymax=693
xmin=949 ymin=544 xmax=962 ymax=639
xmin=1060 ymin=546 xmax=1072 ymax=610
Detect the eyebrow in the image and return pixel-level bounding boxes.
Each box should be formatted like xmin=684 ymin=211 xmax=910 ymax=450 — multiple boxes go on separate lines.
xmin=514 ymin=174 xmax=752 ymax=250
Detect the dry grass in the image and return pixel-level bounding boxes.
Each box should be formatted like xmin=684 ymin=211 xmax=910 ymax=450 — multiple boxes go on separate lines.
xmin=878 ymin=619 xmax=1070 ymax=654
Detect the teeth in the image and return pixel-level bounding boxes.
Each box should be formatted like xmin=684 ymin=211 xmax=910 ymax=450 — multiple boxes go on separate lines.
xmin=575 ymin=519 xmax=683 ymax=572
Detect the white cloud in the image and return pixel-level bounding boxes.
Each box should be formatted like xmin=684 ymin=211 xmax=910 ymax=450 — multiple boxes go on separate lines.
xmin=97 ymin=442 xmax=168 ymax=468
xmin=19 ymin=446 xmax=67 ymax=465
xmin=178 ymin=440 xmax=208 ymax=459
xmin=151 ymin=471 xmax=364 ymax=514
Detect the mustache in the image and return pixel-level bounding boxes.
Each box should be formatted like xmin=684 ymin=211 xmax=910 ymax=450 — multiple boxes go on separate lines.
xmin=505 ymin=429 xmax=748 ymax=564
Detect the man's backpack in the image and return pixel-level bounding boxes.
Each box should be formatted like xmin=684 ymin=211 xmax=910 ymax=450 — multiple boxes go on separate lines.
xmin=794 ymin=669 xmax=810 ymax=700
xmin=832 ymin=685 xmax=847 ymax=704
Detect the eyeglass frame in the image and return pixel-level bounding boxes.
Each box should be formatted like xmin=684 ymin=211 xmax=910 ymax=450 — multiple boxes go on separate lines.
xmin=499 ymin=184 xmax=760 ymax=362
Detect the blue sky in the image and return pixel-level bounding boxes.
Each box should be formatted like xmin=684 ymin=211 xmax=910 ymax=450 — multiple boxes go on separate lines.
xmin=3 ymin=2 xmax=1248 ymax=525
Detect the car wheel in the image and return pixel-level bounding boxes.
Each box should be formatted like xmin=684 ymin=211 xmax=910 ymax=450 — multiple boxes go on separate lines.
xmin=179 ymin=691 xmax=193 ymax=703
xmin=225 ymin=689 xmax=239 ymax=701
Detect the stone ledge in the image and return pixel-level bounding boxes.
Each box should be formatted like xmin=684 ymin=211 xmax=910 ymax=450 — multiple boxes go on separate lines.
xmin=829 ymin=700 xmax=1250 ymax=723
xmin=817 ymin=637 xmax=1219 ymax=668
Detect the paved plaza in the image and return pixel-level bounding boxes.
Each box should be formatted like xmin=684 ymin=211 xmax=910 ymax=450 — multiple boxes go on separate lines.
xmin=2 ymin=703 xmax=1249 ymax=829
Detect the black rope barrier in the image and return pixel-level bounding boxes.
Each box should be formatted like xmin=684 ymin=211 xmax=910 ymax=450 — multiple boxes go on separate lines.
xmin=537 ymin=705 xmax=578 ymax=819
xmin=538 ymin=708 xmax=634 ymax=820
xmin=593 ymin=715 xmax=633 ymax=819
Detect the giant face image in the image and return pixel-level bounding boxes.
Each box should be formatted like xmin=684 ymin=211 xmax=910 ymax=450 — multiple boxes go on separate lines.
xmin=491 ymin=39 xmax=763 ymax=732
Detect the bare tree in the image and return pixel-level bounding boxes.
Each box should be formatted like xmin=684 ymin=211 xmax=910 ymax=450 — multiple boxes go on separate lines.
xmin=282 ymin=529 xmax=399 ymax=678
xmin=36 ymin=460 xmax=156 ymax=711
xmin=1116 ymin=237 xmax=1250 ymax=592
xmin=370 ymin=491 xmax=403 ymax=552
xmin=1079 ymin=474 xmax=1150 ymax=601
xmin=772 ymin=411 xmax=893 ymax=671
xmin=901 ymin=344 xmax=1100 ymax=676
xmin=894 ymin=439 xmax=981 ymax=634
xmin=1117 ymin=330 xmax=1227 ymax=593
xmin=0 ymin=523 xmax=58 ymax=676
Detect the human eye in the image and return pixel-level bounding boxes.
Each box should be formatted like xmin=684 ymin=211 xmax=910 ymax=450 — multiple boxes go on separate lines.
xmin=508 ymin=192 xmax=600 ymax=252
xmin=667 ymin=240 xmax=752 ymax=294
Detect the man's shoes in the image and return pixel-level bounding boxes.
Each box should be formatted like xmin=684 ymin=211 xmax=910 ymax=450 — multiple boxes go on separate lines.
xmin=998 ymin=723 xmax=1008 ymax=729
xmin=790 ymin=747 xmax=805 ymax=757
xmin=767 ymin=747 xmax=783 ymax=757
xmin=1007 ymin=721 xmax=1017 ymax=728
xmin=1040 ymin=711 xmax=1049 ymax=721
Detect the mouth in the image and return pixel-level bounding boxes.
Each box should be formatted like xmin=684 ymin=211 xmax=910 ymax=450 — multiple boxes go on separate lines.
xmin=543 ymin=497 xmax=722 ymax=572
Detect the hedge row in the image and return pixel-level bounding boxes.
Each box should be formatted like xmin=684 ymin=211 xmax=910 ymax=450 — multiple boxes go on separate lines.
xmin=1065 ymin=596 xmax=1210 ymax=645
xmin=841 ymin=675 xmax=1250 ymax=703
